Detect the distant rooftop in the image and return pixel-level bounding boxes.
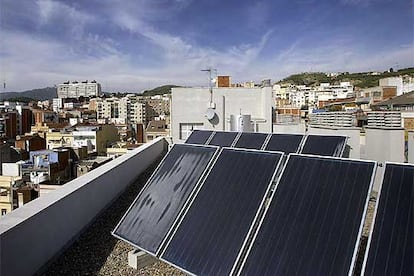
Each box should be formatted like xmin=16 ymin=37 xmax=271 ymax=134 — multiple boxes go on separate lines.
xmin=373 ymin=90 xmax=414 ymax=106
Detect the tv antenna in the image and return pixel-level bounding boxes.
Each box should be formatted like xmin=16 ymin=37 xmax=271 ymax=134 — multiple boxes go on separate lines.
xmin=201 ymin=68 xmax=217 ymax=106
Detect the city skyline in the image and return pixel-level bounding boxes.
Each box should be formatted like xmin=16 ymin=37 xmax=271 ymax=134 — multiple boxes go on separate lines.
xmin=1 ymin=0 xmax=413 ymax=92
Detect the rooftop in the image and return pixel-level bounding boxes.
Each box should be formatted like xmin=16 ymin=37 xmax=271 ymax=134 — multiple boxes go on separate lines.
xmin=0 ymin=132 xmax=405 ymax=275
xmin=373 ymin=90 xmax=414 ymax=106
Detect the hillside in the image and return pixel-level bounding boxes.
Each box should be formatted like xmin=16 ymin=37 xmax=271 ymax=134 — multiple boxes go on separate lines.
xmin=277 ymin=67 xmax=414 ymax=88
xmin=1 ymin=87 xmax=57 ymax=101
xmin=141 ymin=85 xmax=180 ymax=96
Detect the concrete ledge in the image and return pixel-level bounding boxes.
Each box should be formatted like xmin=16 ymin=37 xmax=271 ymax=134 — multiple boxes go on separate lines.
xmin=0 ymin=137 xmax=168 ymax=276
xmin=128 ymin=250 xmax=157 ymax=270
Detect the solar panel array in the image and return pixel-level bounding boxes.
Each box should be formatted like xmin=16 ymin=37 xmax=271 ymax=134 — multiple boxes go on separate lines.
xmin=112 ymin=131 xmax=394 ymax=276
xmin=362 ymin=163 xmax=414 ymax=276
xmin=160 ymin=149 xmax=283 ymax=275
xmin=184 ymin=130 xmax=347 ymax=157
xmin=239 ymin=155 xmax=376 ymax=276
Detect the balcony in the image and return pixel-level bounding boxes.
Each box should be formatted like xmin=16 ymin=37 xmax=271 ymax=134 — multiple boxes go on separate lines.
xmin=0 ymin=137 xmax=169 ymax=276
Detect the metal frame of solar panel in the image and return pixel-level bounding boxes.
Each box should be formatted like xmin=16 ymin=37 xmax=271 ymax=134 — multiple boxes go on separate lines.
xmin=185 ymin=130 xmax=214 ymax=145
xmin=112 ymin=144 xmax=219 ymax=257
xmin=362 ymin=162 xmax=414 ymax=276
xmin=264 ymin=133 xmax=305 ymax=154
xmin=160 ymin=148 xmax=284 ymax=276
xmin=233 ymin=132 xmax=270 ymax=150
xmin=238 ymin=154 xmax=376 ymax=276
xmin=300 ymin=134 xmax=348 ymax=157
xmin=208 ymin=131 xmax=240 ymax=147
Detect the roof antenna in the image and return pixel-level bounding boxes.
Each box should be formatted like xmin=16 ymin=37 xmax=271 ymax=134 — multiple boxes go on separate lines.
xmin=201 ymin=68 xmax=217 ymax=106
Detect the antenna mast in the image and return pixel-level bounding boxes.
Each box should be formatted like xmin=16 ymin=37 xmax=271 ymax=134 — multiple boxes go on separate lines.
xmin=201 ymin=68 xmax=217 ymax=106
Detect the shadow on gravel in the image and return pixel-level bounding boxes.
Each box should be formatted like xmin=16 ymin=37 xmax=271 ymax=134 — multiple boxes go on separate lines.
xmin=353 ymin=235 xmax=368 ymax=276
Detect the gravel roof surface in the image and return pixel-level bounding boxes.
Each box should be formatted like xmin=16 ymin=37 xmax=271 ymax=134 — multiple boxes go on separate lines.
xmin=42 ymin=157 xmax=378 ymax=276
xmin=43 ymin=159 xmax=184 ymax=276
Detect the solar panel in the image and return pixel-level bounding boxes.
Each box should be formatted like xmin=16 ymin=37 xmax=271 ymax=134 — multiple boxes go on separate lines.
xmin=112 ymin=144 xmax=218 ymax=255
xmin=234 ymin=132 xmax=269 ymax=150
xmin=265 ymin=133 xmax=304 ymax=153
xmin=362 ymin=163 xmax=414 ymax=276
xmin=239 ymin=154 xmax=376 ymax=276
xmin=161 ymin=149 xmax=283 ymax=275
xmin=185 ymin=130 xmax=213 ymax=145
xmin=301 ymin=135 xmax=347 ymax=157
xmin=208 ymin=131 xmax=239 ymax=147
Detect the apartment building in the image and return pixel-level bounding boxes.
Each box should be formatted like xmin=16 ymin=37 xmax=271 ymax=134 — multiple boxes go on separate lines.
xmin=46 ymin=131 xmax=74 ymax=149
xmin=275 ymin=82 xmax=354 ymax=109
xmin=0 ymin=176 xmax=25 ymax=216
xmin=70 ymin=124 xmax=119 ymax=155
xmin=57 ymin=80 xmax=101 ymax=99
xmin=91 ymin=96 xmax=147 ymax=125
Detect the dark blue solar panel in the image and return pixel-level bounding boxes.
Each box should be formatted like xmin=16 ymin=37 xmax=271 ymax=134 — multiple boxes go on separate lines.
xmin=112 ymin=144 xmax=217 ymax=255
xmin=240 ymin=154 xmax=375 ymax=276
xmin=301 ymin=135 xmax=347 ymax=157
xmin=208 ymin=131 xmax=238 ymax=147
xmin=161 ymin=149 xmax=283 ymax=275
xmin=234 ymin=132 xmax=269 ymax=150
xmin=363 ymin=163 xmax=414 ymax=276
xmin=185 ymin=130 xmax=213 ymax=145
xmin=265 ymin=133 xmax=304 ymax=153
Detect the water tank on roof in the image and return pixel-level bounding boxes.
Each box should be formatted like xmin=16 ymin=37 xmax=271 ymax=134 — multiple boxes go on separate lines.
xmin=230 ymin=114 xmax=253 ymax=132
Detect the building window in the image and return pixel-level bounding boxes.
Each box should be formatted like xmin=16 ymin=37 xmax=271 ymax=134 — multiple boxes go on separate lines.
xmin=1 ymin=209 xmax=7 ymax=216
xmin=179 ymin=123 xmax=203 ymax=140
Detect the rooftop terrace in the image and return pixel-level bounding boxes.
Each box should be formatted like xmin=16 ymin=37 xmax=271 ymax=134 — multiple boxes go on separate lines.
xmin=0 ymin=134 xmax=394 ymax=275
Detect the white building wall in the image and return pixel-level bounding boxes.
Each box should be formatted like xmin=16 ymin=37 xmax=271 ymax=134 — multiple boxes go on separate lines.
xmin=130 ymin=102 xmax=146 ymax=124
xmin=72 ymin=130 xmax=97 ymax=152
xmin=403 ymin=82 xmax=414 ymax=93
xmin=364 ymin=127 xmax=405 ymax=191
xmin=379 ymin=77 xmax=403 ymax=96
xmin=171 ymin=87 xmax=273 ymax=143
xmin=273 ymin=123 xmax=306 ymax=134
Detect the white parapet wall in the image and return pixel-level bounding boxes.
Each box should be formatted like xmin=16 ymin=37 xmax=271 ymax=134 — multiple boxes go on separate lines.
xmin=272 ymin=123 xmax=306 ymax=135
xmin=364 ymin=127 xmax=405 ymax=192
xmin=0 ymin=137 xmax=168 ymax=276
xmin=308 ymin=126 xmax=361 ymax=159
xmin=365 ymin=127 xmax=405 ymax=163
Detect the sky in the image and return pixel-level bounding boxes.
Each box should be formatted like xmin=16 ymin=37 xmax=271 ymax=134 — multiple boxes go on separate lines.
xmin=0 ymin=0 xmax=413 ymax=92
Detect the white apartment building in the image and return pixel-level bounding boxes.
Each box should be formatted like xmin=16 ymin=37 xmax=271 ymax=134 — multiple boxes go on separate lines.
xmin=380 ymin=76 xmax=414 ymax=95
xmin=92 ymin=96 xmax=146 ymax=125
xmin=171 ymin=86 xmax=273 ymax=143
xmin=57 ymin=81 xmax=101 ymax=99
xmin=52 ymin=98 xmax=63 ymax=112
xmin=72 ymin=124 xmax=118 ymax=155
xmin=278 ymin=82 xmax=354 ymax=109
